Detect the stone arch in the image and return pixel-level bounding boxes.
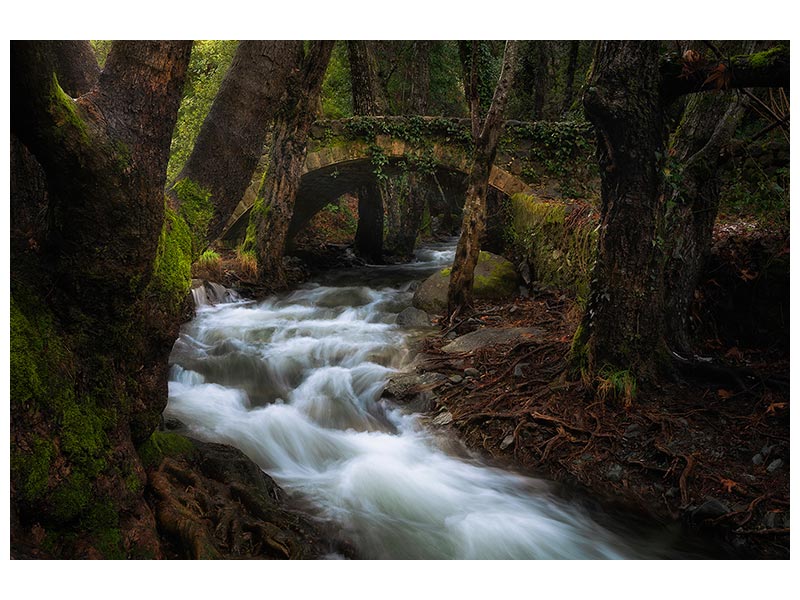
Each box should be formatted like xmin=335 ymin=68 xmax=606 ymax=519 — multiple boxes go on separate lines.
xmin=219 ymin=135 xmax=534 ymax=245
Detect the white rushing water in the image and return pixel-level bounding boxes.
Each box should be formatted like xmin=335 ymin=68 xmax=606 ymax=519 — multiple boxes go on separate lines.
xmin=165 ymin=241 xmax=680 ymax=559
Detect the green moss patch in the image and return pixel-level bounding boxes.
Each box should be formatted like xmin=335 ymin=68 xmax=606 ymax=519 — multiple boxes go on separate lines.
xmin=149 ymin=202 xmax=193 ymax=310
xmin=506 ymin=193 xmax=598 ymax=307
xmin=172 ymin=178 xmax=214 ymax=255
xmin=138 ymin=431 xmax=195 ymax=468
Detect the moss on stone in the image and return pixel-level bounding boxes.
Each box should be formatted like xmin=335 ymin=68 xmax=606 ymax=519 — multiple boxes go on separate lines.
xmin=138 ymin=431 xmax=195 ymax=468
xmin=507 ymin=193 xmax=597 ymax=307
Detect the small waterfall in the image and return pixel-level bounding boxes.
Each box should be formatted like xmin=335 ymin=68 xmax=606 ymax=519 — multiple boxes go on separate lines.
xmin=190 ymin=279 xmax=240 ymax=309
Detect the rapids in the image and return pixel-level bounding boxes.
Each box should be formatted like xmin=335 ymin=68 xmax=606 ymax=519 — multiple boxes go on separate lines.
xmin=165 ymin=240 xmax=708 ymax=559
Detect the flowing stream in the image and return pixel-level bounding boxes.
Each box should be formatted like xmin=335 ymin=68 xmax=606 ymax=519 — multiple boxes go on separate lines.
xmin=165 ymin=240 xmax=714 ymax=559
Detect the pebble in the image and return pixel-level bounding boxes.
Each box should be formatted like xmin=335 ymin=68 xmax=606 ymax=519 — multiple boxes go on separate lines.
xmin=464 ymin=368 xmax=480 ymax=378
xmin=500 ymin=435 xmax=515 ymax=450
xmin=767 ymin=458 xmax=783 ymax=472
xmin=431 ymin=411 xmax=453 ymax=426
xmin=606 ymin=464 xmax=624 ymax=482
xmin=623 ymin=423 xmax=643 ymax=439
xmin=513 ymin=362 xmax=529 ymax=378
xmin=448 ymin=374 xmax=463 ymax=384
xmin=692 ymin=498 xmax=731 ymax=521
xmin=752 ymin=453 xmax=764 ymax=465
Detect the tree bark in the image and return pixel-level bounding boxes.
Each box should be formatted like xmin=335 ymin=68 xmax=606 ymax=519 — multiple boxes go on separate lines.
xmin=663 ymin=91 xmax=747 ymax=354
xmin=446 ymin=40 xmax=520 ymax=321
xmin=173 ymin=41 xmax=303 ymax=243
xmin=578 ymin=41 xmax=667 ymax=378
xmin=50 ymin=40 xmax=100 ymax=96
xmin=11 ymin=40 xmax=191 ymax=558
xmin=247 ymin=41 xmax=334 ymax=287
xmin=13 ymin=40 xmax=192 ymax=302
xmin=348 ymin=41 xmax=386 ymax=263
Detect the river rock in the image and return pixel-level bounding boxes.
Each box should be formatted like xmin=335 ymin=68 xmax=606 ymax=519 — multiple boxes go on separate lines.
xmin=767 ymin=458 xmax=784 ymax=472
xmin=396 ymin=306 xmax=431 ymax=328
xmin=441 ymin=327 xmax=544 ymax=354
xmin=412 ymin=251 xmax=519 ymax=314
xmin=464 ymin=367 xmax=480 ymax=378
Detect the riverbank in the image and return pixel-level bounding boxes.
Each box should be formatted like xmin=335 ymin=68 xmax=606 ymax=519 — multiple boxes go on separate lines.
xmin=390 ymin=288 xmax=789 ymax=559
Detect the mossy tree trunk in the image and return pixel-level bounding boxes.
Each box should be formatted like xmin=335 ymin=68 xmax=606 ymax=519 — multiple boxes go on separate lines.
xmin=576 ymin=41 xmax=789 ymax=382
xmin=10 ymin=40 xmax=191 ymax=558
xmin=246 ymin=41 xmax=334 ymax=288
xmin=173 ymin=41 xmax=303 ymax=243
xmin=446 ymin=40 xmax=520 ymax=321
xmin=348 ymin=40 xmax=386 ymax=263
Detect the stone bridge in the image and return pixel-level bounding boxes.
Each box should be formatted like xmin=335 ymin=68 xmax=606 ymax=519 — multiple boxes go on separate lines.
xmin=220 ymin=116 xmax=595 ymax=246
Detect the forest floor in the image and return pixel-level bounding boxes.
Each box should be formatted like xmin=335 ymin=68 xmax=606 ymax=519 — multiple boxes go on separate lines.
xmin=403 ymin=242 xmax=789 ymax=559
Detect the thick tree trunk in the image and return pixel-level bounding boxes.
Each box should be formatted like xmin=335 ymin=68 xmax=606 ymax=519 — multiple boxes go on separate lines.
xmin=347 ymin=40 xmax=385 ymax=115
xmin=575 ymin=42 xmax=787 ymax=381
xmin=247 ymin=41 xmax=334 ymax=287
xmin=447 ymin=41 xmax=520 ymax=320
xmin=173 ymin=41 xmax=303 ymax=243
xmin=13 ymin=40 xmax=192 ymax=303
xmin=348 ymin=41 xmax=386 ymax=262
xmin=578 ymin=41 xmax=667 ymax=379
xmin=11 ymin=40 xmax=191 ymax=558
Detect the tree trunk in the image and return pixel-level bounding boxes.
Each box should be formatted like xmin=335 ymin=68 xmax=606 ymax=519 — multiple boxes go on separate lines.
xmin=446 ymin=40 xmax=520 ymax=321
xmin=247 ymin=41 xmax=334 ymax=287
xmin=50 ymin=40 xmax=99 ymax=96
xmin=173 ymin=41 xmax=303 ymax=243
xmin=561 ymin=41 xmax=580 ymax=114
xmin=347 ymin=40 xmax=385 ymax=115
xmin=11 ymin=40 xmax=191 ymax=558
xmin=663 ymin=91 xmax=747 ymax=355
xmin=578 ymin=41 xmax=668 ymax=379
xmin=575 ymin=42 xmax=788 ymax=382
xmin=348 ymin=41 xmax=386 ymax=263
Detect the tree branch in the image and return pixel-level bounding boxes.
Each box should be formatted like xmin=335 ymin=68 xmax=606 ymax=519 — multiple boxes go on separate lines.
xmin=660 ymin=45 xmax=789 ymax=99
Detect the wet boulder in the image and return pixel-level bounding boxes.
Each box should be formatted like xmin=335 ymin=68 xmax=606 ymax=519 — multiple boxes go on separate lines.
xmin=396 ymin=307 xmax=431 ymax=328
xmin=412 ymin=251 xmax=518 ymax=314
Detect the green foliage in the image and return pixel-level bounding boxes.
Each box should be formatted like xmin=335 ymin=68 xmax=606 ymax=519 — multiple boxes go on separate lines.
xmin=137 ymin=431 xmax=195 ymax=468
xmin=596 ymin=365 xmax=638 ymax=407
xmin=197 ymin=249 xmax=221 ymax=266
xmin=506 ymin=194 xmax=598 ymax=308
xmin=720 ymin=161 xmax=789 ymax=225
xmin=503 ymin=121 xmax=594 ymax=184
xmin=167 ymin=40 xmax=238 ymax=182
xmin=320 ymin=41 xmax=353 ymax=119
xmin=429 ymin=41 xmax=469 ymax=117
xmin=149 ymin=203 xmax=193 ymax=310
